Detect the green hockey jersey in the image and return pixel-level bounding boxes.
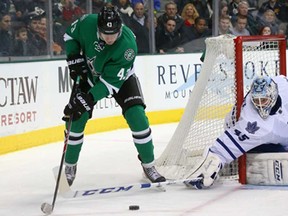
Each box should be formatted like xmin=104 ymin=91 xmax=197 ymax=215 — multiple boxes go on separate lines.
xmin=64 ymin=14 xmax=138 ymax=97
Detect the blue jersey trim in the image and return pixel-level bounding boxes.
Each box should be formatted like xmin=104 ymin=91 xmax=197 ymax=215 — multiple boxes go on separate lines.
xmin=225 ymin=130 xmax=246 ymax=154
xmin=216 ymin=138 xmax=237 ymax=160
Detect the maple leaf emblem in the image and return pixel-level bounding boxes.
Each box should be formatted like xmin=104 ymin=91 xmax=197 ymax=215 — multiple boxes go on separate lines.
xmin=245 ymin=121 xmax=260 ymax=134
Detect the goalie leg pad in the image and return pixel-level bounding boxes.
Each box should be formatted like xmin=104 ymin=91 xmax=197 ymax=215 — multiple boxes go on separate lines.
xmin=186 ymin=150 xmax=223 ymax=189
xmin=246 ymin=153 xmax=288 ymax=185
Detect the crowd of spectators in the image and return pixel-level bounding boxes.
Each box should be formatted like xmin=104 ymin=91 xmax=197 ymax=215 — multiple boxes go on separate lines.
xmin=0 ymin=0 xmax=84 ymax=57
xmin=0 ymin=0 xmax=287 ymax=57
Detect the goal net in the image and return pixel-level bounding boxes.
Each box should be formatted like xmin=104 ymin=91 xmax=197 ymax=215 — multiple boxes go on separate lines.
xmin=156 ymin=35 xmax=287 ymax=184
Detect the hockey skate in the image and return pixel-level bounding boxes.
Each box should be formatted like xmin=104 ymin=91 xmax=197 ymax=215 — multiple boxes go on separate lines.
xmin=141 ymin=162 xmax=166 ymax=183
xmin=65 ymin=164 xmax=77 ymax=186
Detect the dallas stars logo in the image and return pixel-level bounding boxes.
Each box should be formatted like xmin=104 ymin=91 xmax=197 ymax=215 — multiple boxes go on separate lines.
xmin=124 ymin=49 xmax=135 ymax=61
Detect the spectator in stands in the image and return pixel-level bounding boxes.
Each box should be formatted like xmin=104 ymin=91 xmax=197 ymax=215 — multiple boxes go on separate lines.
xmin=182 ymin=16 xmax=212 ymax=52
xmin=228 ymin=0 xmax=241 ymax=16
xmin=247 ymin=0 xmax=258 ymax=8
xmin=230 ymin=14 xmax=250 ymax=36
xmin=219 ymin=1 xmax=230 ymax=17
xmin=191 ymin=0 xmax=213 ymax=29
xmin=27 ymin=0 xmax=46 ymax=13
xmin=257 ymin=9 xmax=279 ymax=35
xmin=53 ymin=23 xmax=66 ymax=52
xmin=278 ymin=22 xmax=287 ymax=35
xmin=127 ymin=2 xmax=150 ymax=54
xmin=12 ymin=1 xmax=47 ymax=24
xmin=0 ymin=13 xmax=12 ymax=56
xmin=131 ymin=0 xmax=161 ymax=12
xmin=181 ymin=3 xmax=199 ymax=27
xmin=259 ymin=25 xmax=273 ymax=35
xmin=231 ymin=1 xmax=258 ymax=35
xmin=258 ymin=25 xmax=278 ymax=49
xmin=218 ymin=15 xmax=232 ymax=35
xmin=177 ymin=0 xmax=213 ymax=28
xmin=12 ymin=26 xmax=38 ymax=56
xmin=77 ymin=0 xmax=91 ymax=14
xmin=112 ymin=0 xmax=133 ymax=25
xmin=60 ymin=0 xmax=83 ymax=28
xmin=157 ymin=1 xmax=184 ymax=33
xmin=0 ymin=0 xmax=15 ymax=14
xmin=183 ymin=16 xmax=211 ymax=41
xmin=12 ymin=0 xmax=31 ymax=16
xmin=92 ymin=0 xmax=105 ymax=14
xmin=278 ymin=0 xmax=288 ymax=12
xmin=25 ymin=10 xmax=47 ymax=55
xmin=258 ymin=0 xmax=287 ymax=22
xmin=156 ymin=17 xmax=185 ymax=53
xmin=11 ymin=0 xmax=31 ymax=29
xmin=38 ymin=17 xmax=63 ymax=55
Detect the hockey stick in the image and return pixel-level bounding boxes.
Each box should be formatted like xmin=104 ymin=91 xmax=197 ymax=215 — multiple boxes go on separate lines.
xmin=52 ymin=166 xmax=203 ymax=199
xmin=41 ymin=77 xmax=80 ymax=215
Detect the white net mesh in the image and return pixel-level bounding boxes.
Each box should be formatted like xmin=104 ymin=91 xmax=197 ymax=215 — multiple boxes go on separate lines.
xmin=156 ymin=35 xmax=283 ymax=181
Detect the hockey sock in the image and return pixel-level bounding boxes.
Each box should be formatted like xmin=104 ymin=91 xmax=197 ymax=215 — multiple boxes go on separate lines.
xmin=64 ymin=114 xmax=87 ymax=165
xmin=65 ymin=142 xmax=83 ymax=165
xmin=124 ymin=105 xmax=154 ymax=163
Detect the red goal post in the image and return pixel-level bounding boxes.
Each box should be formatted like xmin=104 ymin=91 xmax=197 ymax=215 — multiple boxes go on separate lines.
xmin=156 ymin=34 xmax=287 ymax=184
xmin=235 ymin=35 xmax=287 ymax=184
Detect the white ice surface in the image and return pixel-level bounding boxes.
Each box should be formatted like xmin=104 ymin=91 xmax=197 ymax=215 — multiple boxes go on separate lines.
xmin=1 ymin=123 xmax=288 ymax=216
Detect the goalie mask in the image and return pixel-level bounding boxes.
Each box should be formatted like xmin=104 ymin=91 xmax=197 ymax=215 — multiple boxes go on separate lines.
xmin=250 ymin=76 xmax=278 ymax=119
xmin=98 ymin=5 xmax=122 ymax=35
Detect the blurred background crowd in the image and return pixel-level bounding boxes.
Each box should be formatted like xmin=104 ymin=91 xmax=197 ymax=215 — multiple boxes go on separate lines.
xmin=0 ymin=0 xmax=287 ymax=60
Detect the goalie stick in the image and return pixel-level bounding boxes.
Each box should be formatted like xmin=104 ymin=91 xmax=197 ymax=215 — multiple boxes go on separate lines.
xmin=41 ymin=77 xmax=80 ymax=215
xmin=52 ymin=166 xmax=203 ymax=199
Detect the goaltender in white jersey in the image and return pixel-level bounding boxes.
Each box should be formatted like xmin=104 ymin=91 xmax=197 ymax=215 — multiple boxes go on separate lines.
xmin=186 ymin=75 xmax=288 ymax=189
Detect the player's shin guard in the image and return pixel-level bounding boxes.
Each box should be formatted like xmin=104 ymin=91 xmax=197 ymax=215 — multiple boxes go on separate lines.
xmin=124 ymin=105 xmax=155 ymax=163
xmin=124 ymin=105 xmax=166 ymax=182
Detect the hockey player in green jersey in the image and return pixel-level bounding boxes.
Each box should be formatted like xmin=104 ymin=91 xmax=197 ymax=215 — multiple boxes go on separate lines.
xmin=62 ymin=4 xmax=166 ymax=186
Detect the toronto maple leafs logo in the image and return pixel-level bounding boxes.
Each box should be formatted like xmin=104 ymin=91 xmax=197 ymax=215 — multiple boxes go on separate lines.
xmin=245 ymin=121 xmax=260 ymax=134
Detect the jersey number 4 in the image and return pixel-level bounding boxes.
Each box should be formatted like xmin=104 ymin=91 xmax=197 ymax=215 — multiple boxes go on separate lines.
xmin=117 ymin=68 xmax=128 ymax=80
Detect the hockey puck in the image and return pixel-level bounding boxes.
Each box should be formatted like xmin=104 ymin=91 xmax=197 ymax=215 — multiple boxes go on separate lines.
xmin=129 ymin=205 xmax=140 ymax=210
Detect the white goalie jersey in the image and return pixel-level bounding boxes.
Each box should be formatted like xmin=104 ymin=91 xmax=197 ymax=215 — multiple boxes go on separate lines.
xmin=210 ymin=75 xmax=288 ymax=165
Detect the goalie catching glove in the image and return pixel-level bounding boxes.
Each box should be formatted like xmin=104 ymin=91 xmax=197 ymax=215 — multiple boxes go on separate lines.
xmin=184 ymin=149 xmax=223 ymax=189
xmin=67 ymin=54 xmax=88 ymax=81
xmin=63 ymin=92 xmax=94 ymax=121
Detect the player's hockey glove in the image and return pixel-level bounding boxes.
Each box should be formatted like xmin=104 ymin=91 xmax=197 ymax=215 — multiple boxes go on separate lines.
xmin=66 ymin=54 xmax=88 ymax=81
xmin=63 ymin=92 xmax=94 ymax=121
